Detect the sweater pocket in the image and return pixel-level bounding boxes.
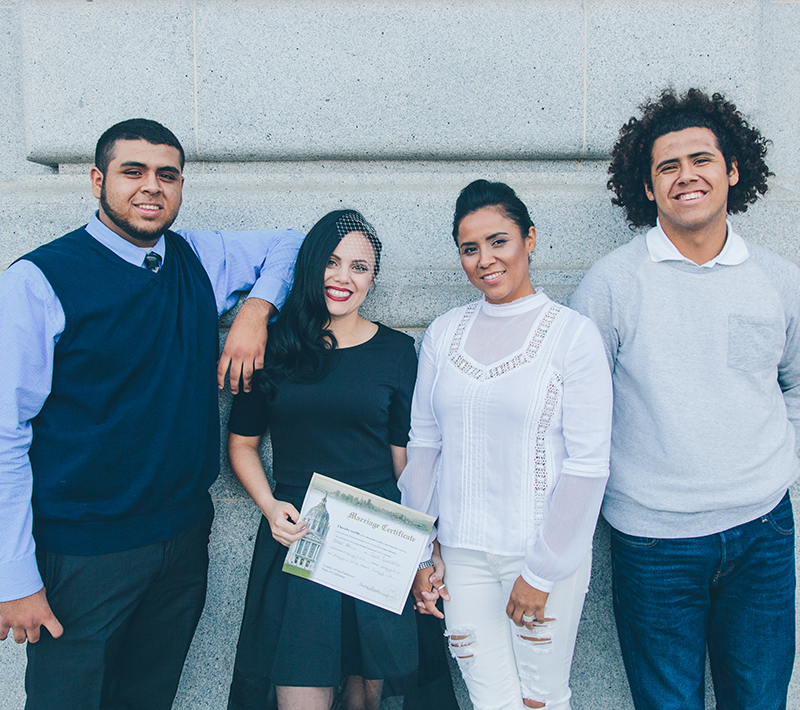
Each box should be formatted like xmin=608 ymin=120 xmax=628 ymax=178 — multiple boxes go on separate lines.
xmin=727 ymin=314 xmax=784 ymax=372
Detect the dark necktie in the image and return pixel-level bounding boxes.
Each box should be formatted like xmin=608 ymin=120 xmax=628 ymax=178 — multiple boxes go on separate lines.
xmin=143 ymin=252 xmax=162 ymax=273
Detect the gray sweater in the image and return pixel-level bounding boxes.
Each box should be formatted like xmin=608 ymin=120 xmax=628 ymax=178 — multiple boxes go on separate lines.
xmin=571 ymin=229 xmax=800 ymax=537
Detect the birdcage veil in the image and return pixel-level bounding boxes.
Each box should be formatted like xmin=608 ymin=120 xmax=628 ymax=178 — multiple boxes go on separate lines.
xmin=332 ymin=210 xmax=382 ymax=280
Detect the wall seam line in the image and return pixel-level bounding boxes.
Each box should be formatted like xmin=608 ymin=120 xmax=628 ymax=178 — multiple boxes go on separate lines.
xmin=580 ymin=0 xmax=589 ymax=169
xmin=192 ymin=0 xmax=201 ymax=162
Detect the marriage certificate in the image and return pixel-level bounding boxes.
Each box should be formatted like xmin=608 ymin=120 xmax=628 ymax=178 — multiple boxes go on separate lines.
xmin=283 ymin=473 xmax=435 ymax=614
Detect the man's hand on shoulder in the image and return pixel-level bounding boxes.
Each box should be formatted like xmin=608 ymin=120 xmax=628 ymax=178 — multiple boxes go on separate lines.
xmin=0 ymin=588 xmax=63 ymax=643
xmin=217 ymin=298 xmax=275 ymax=395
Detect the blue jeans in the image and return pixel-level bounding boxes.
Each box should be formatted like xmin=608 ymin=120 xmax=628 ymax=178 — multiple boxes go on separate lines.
xmin=610 ymin=492 xmax=796 ymax=710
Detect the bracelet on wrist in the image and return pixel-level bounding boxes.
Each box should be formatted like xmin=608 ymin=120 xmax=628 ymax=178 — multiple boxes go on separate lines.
xmin=418 ymin=559 xmax=434 ymax=570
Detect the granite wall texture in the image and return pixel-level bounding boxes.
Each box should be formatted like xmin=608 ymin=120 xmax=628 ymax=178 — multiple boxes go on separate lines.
xmin=1 ymin=1 xmax=799 ymax=708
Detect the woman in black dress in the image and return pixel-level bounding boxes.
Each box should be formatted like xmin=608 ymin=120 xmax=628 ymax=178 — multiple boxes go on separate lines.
xmin=226 ymin=210 xmax=455 ymax=710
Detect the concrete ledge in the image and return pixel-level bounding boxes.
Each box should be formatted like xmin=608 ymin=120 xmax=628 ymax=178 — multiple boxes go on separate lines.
xmin=14 ymin=0 xmax=799 ymax=175
xmin=18 ymin=0 xmax=196 ymax=166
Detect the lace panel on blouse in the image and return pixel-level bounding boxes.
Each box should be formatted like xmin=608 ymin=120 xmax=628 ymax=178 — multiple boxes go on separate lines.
xmin=531 ymin=371 xmax=563 ymax=527
xmin=449 ymin=301 xmax=563 ymax=380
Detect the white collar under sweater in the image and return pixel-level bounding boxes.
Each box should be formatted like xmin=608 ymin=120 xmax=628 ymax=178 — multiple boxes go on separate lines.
xmin=646 ymin=219 xmax=749 ymax=268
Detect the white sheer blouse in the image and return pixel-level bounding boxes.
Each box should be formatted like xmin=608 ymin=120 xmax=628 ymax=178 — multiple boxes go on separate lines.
xmin=398 ymin=292 xmax=613 ymax=592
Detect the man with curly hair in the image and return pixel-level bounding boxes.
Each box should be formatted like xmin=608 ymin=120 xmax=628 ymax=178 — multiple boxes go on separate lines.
xmin=571 ymin=88 xmax=798 ymax=709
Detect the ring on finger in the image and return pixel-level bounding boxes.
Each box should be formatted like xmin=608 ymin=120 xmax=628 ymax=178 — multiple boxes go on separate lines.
xmin=437 ymin=583 xmax=447 ymax=591
xmin=522 ymin=612 xmax=535 ymax=623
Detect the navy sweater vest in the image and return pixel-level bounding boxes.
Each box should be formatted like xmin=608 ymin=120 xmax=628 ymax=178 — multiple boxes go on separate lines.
xmin=23 ymin=227 xmax=220 ymax=555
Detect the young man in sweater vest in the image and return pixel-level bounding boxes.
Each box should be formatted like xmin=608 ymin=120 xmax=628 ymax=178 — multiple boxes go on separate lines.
xmin=0 ymin=119 xmax=303 ymax=708
xmin=571 ymin=89 xmax=798 ymax=709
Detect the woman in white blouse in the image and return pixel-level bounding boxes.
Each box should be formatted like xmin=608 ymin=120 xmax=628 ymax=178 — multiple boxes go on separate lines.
xmin=398 ymin=180 xmax=613 ymax=710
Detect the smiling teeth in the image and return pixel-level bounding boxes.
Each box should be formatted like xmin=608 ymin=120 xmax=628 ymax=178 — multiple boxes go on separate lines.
xmin=678 ymin=192 xmax=704 ymax=201
xmin=326 ymin=288 xmax=350 ymax=297
xmin=137 ymin=204 xmax=160 ymax=212
xmin=482 ymin=272 xmax=503 ymax=281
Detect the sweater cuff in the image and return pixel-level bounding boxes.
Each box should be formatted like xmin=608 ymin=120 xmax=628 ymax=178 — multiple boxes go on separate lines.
xmin=0 ymin=552 xmax=43 ymax=602
xmin=520 ymin=564 xmax=555 ymax=594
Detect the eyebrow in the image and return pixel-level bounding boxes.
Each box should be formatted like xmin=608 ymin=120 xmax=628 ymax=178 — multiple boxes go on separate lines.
xmin=458 ymin=231 xmax=510 ymax=247
xmin=119 ymin=160 xmax=181 ymax=176
xmin=654 ymin=151 xmax=716 ymax=172
xmin=329 ymin=255 xmax=372 ymax=265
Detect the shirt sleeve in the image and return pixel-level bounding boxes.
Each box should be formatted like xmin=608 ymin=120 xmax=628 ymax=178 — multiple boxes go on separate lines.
xmin=521 ymin=319 xmax=613 ymax=592
xmin=177 ymin=228 xmax=304 ymax=315
xmin=0 ymin=262 xmax=65 ymax=601
xmin=397 ymin=324 xmax=442 ymax=557
xmin=228 ymin=382 xmax=271 ymax=437
xmin=387 ymin=337 xmax=419 ymax=447
xmin=569 ymin=265 xmax=620 ymax=374
xmin=772 ymin=268 xmax=800 ymax=457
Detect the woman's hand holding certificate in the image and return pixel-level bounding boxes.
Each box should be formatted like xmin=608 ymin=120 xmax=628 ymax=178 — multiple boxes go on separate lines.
xmin=283 ymin=474 xmax=435 ymax=614
xmin=263 ymin=499 xmax=307 ymax=548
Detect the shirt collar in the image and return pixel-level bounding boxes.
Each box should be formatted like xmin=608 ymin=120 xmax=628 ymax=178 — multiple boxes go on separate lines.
xmin=86 ymin=212 xmax=166 ymax=268
xmin=481 ymin=291 xmax=548 ymax=317
xmin=645 ymin=219 xmax=749 ymax=268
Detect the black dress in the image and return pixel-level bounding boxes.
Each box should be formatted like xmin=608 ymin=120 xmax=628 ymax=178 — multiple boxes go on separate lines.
xmin=227 ymin=325 xmax=456 ymax=708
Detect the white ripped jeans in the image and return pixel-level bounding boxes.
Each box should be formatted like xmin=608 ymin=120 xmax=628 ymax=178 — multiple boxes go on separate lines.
xmin=440 ymin=546 xmax=591 ymax=710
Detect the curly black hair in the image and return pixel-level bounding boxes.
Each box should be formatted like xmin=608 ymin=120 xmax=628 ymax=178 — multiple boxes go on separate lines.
xmin=607 ymin=88 xmax=772 ymax=228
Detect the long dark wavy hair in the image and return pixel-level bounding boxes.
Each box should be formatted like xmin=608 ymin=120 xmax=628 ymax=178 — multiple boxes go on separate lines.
xmin=258 ymin=209 xmax=382 ymax=397
xmin=608 ymin=88 xmax=772 ymax=229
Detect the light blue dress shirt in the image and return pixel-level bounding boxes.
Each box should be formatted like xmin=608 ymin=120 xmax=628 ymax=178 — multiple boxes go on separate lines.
xmin=0 ymin=214 xmax=303 ymax=601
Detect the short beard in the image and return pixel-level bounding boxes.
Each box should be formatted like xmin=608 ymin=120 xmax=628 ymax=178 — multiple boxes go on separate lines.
xmin=99 ymin=185 xmax=177 ymax=243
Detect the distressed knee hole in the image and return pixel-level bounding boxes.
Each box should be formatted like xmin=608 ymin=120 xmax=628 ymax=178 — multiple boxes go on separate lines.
xmin=445 ymin=627 xmax=476 ymax=672
xmin=519 ymin=634 xmax=551 ymax=644
xmin=515 ymin=617 xmax=555 ymax=654
xmin=518 ymin=661 xmax=541 ymax=683
xmin=520 ymin=680 xmax=550 ymax=708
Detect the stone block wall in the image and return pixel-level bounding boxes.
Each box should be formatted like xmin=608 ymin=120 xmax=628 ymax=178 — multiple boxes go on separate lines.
xmin=1 ymin=1 xmax=799 ymax=708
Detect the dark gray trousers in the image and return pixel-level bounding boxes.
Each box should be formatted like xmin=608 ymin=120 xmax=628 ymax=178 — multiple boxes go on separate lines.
xmin=25 ymin=505 xmax=214 ymax=710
